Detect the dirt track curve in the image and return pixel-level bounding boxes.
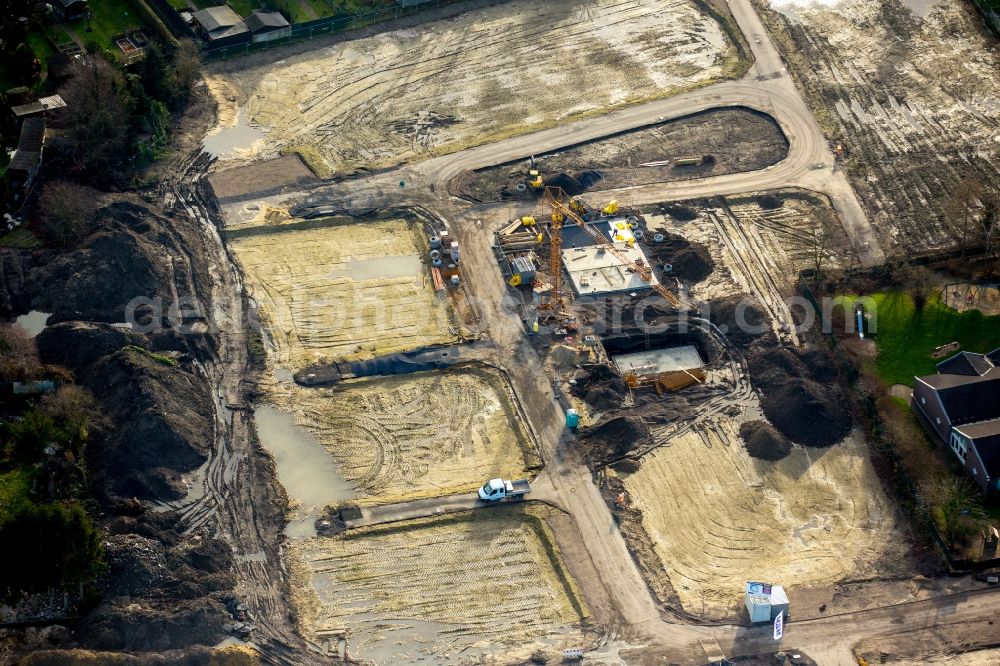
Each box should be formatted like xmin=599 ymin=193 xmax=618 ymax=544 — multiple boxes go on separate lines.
xmin=194 ymin=0 xmax=1000 ymax=663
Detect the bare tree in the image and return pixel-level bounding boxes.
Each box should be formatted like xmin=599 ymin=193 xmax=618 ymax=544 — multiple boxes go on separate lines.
xmin=921 ymin=476 xmax=987 ymax=551
xmin=172 ymin=39 xmax=202 ymax=98
xmin=891 ymin=260 xmax=936 ymax=310
xmin=803 ymin=206 xmax=835 ymax=284
xmin=980 ymin=192 xmax=998 ymax=276
xmin=54 ymin=59 xmax=132 ymax=179
xmin=0 ymin=323 xmax=43 ymax=381
xmin=36 ymin=180 xmax=98 ymax=246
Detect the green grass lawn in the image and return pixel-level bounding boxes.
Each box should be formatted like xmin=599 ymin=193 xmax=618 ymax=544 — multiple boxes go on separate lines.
xmin=0 ymin=467 xmax=33 ymax=528
xmin=0 ymin=228 xmax=43 ymax=249
xmin=269 ymin=0 xmax=333 ymax=22
xmin=69 ymin=0 xmax=146 ymax=51
xmin=228 ymin=0 xmax=263 ymax=17
xmin=837 ymin=291 xmax=1000 ymax=386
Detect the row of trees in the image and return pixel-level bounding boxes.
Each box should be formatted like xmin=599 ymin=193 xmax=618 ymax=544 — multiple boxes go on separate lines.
xmin=946 ymin=175 xmax=999 ymax=270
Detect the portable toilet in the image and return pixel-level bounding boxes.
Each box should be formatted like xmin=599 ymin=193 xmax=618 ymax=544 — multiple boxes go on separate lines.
xmin=745 ymin=593 xmax=771 ymax=624
xmin=450 ymin=241 xmax=460 ymax=263
xmin=565 ymin=408 xmax=580 ymax=429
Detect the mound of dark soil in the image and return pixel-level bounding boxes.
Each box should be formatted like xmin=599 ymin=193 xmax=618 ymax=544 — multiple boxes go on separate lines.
xmin=571 ymin=364 xmax=628 ymax=410
xmin=84 ymin=348 xmax=214 ymax=501
xmin=643 ymin=230 xmax=713 ymax=283
xmin=545 ymin=172 xmax=583 ymax=195
xmin=758 ymin=195 xmax=783 ymax=210
xmin=740 ymin=420 xmax=792 ymax=461
xmin=584 ymin=416 xmax=651 ymax=461
xmin=26 ymin=200 xmax=210 ymax=323
xmin=82 ymin=597 xmax=229 ymax=652
xmin=660 ymin=204 xmax=697 ymax=221
xmin=709 ymin=297 xmax=770 ymax=348
xmin=37 ymin=321 xmax=144 ymax=372
xmin=748 ymin=344 xmax=851 ymax=447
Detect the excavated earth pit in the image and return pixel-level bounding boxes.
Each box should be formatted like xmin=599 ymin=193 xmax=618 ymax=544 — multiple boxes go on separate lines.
xmin=611 ymin=424 xmax=912 ymax=620
xmin=287 ymin=505 xmax=589 ymax=664
xmin=456 ymin=107 xmax=788 ymax=202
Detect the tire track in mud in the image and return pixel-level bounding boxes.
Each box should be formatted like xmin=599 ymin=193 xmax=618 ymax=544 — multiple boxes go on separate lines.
xmin=158 ymin=150 xmax=313 ymax=663
xmin=709 ymin=204 xmax=799 ymax=346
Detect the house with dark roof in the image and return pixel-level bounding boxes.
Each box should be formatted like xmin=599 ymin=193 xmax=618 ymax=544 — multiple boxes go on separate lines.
xmin=55 ymin=0 xmax=89 ymax=21
xmin=913 ymin=350 xmax=1000 ymax=493
xmin=245 ymin=10 xmax=291 ymax=42
xmin=192 ymin=6 xmax=249 ymax=41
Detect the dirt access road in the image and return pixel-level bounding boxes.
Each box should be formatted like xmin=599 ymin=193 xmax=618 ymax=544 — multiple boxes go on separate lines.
xmin=201 ymin=0 xmax=992 ymax=662
xmin=260 ymin=0 xmax=882 ymax=267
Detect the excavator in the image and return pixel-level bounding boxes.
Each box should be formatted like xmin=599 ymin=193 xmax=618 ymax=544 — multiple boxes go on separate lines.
xmin=543 ymin=186 xmax=688 ymax=311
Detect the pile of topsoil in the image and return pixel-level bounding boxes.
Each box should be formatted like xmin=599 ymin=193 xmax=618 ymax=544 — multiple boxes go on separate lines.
xmin=748 ymin=344 xmax=851 ymax=447
xmin=570 ymin=363 xmax=628 ymax=411
xmin=642 ymin=230 xmax=713 ymax=283
xmin=739 ymin=420 xmax=792 ymax=461
xmin=582 ymin=415 xmax=651 ymax=463
xmin=709 ymin=297 xmax=770 ymax=349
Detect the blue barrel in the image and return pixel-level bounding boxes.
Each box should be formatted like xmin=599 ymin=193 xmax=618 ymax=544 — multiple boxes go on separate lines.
xmin=566 ymin=408 xmax=580 ymax=428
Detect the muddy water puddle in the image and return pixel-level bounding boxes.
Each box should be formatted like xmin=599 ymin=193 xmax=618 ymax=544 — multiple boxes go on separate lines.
xmin=203 ymin=109 xmax=264 ymax=158
xmin=254 ymin=405 xmax=354 ymax=537
xmin=14 ymin=310 xmax=51 ymax=338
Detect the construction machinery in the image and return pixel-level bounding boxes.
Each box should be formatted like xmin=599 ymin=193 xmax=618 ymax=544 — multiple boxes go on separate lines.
xmin=601 ymin=199 xmax=619 ymax=215
xmin=539 ymin=186 xmax=566 ymax=312
xmin=528 ymin=169 xmax=544 ymax=190
xmin=544 ymin=186 xmax=688 ymax=310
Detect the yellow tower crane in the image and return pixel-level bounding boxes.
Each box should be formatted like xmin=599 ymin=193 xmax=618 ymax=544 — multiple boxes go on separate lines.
xmin=545 ymin=187 xmax=688 ymax=311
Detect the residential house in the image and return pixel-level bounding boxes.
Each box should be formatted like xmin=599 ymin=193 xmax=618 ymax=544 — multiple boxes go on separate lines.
xmin=913 ymin=349 xmax=1000 ymax=493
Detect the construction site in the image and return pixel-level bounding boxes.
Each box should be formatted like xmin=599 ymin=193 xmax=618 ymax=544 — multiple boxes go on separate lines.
xmin=148 ymin=0 xmax=1000 ymax=662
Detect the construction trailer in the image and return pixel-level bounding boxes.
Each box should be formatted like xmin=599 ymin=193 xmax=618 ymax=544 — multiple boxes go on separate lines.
xmin=744 ymin=582 xmax=789 ymax=624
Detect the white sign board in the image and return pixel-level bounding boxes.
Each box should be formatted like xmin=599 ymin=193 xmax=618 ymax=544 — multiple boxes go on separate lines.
xmin=773 ymin=611 xmax=783 ymax=640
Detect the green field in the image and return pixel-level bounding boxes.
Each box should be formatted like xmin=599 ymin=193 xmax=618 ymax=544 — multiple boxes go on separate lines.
xmin=227 ymin=0 xmax=264 ymax=16
xmin=837 ymin=291 xmax=1000 ymax=386
xmin=0 ymin=468 xmax=33 ymax=528
xmin=68 ymin=0 xmax=146 ymax=51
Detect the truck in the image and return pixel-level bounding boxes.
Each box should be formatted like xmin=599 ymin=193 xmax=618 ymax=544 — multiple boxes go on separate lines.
xmin=478 ymin=478 xmax=531 ymax=502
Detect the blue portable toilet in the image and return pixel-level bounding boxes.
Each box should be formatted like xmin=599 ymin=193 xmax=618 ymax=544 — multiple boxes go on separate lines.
xmin=566 ymin=408 xmax=580 ymax=429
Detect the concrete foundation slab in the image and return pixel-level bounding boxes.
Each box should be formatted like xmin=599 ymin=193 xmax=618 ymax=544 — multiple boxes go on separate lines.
xmin=562 ymin=244 xmax=657 ymax=295
xmin=613 ymin=345 xmax=703 ymax=375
